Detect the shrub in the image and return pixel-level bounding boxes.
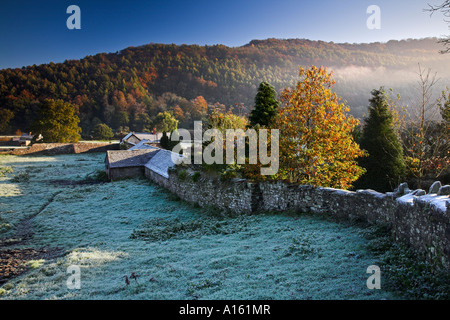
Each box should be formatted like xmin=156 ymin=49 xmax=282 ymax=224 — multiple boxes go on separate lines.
xmin=177 ymin=169 xmax=187 ymax=180
xmin=192 ymin=171 xmax=201 ymax=182
xmin=93 ymin=170 xmax=108 ymax=182
xmin=219 ymin=166 xmax=240 ymax=180
xmin=86 ymin=169 xmax=108 ymax=182
xmin=12 ymin=171 xmax=30 ymax=182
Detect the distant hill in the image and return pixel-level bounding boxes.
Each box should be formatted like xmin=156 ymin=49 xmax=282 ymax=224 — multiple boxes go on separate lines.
xmin=1 ymin=37 xmax=449 ymax=136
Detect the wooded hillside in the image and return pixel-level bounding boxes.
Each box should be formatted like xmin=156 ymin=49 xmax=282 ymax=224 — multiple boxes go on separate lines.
xmin=1 ymin=37 xmax=448 ymax=136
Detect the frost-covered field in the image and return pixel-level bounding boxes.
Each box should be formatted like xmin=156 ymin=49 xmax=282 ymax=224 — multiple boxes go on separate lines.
xmin=0 ymin=153 xmax=397 ymax=300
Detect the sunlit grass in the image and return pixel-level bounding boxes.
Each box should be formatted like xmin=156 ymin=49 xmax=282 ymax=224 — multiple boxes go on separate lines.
xmin=27 ymin=260 xmax=45 ymax=269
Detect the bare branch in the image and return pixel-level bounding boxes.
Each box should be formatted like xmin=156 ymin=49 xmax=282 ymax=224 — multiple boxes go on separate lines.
xmin=426 ymin=1 xmax=450 ymax=53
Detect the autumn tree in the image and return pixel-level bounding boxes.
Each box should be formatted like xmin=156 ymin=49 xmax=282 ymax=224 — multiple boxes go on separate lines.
xmin=209 ymin=102 xmax=227 ymax=114
xmin=204 ymin=109 xmax=250 ymax=177
xmin=276 ymin=66 xmax=365 ymax=189
xmin=31 ymin=99 xmax=81 ymax=143
xmin=355 ymin=88 xmax=405 ymax=192
xmin=249 ymin=82 xmax=280 ymax=127
xmin=92 ymin=123 xmax=114 ymax=141
xmin=206 ymin=109 xmax=250 ymax=165
xmin=154 ymin=112 xmax=178 ymax=149
xmin=207 ymin=109 xmax=249 ymax=132
xmin=154 ymin=112 xmax=178 ymax=133
xmin=191 ymin=96 xmax=208 ymax=120
xmin=172 ymin=106 xmax=185 ymax=122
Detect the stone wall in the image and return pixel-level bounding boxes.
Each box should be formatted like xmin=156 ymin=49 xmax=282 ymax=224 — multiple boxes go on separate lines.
xmin=394 ymin=200 xmax=449 ymax=266
xmin=109 ymin=166 xmax=145 ymax=181
xmin=145 ymin=165 xmax=450 ymax=268
xmin=6 ymin=142 xmax=119 ymax=155
xmin=257 ymin=182 xmax=449 ymax=266
xmin=145 ymin=167 xmax=254 ymax=214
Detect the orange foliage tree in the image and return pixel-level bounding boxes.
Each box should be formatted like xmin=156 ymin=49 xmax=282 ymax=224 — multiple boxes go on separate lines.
xmin=191 ymin=96 xmax=208 ymax=119
xmin=276 ymin=66 xmax=365 ymax=189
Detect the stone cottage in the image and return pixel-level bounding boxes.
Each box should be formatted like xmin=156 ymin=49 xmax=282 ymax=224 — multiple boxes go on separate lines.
xmin=121 ymin=132 xmax=165 ymax=149
xmin=105 ymin=147 xmax=184 ymax=181
xmin=105 ymin=149 xmax=159 ymax=181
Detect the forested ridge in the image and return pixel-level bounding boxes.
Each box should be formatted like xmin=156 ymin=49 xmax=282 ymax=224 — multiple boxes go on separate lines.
xmin=1 ymin=37 xmax=449 ymax=136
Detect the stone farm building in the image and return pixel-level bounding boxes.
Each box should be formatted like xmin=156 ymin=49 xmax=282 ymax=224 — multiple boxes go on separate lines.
xmin=128 ymin=140 xmax=160 ymax=151
xmin=105 ymin=146 xmax=184 ymax=181
xmin=121 ymin=132 xmax=165 ymax=149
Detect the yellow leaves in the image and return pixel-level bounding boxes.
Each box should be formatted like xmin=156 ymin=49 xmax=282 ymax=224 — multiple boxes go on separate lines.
xmin=276 ymin=65 xmax=365 ymax=189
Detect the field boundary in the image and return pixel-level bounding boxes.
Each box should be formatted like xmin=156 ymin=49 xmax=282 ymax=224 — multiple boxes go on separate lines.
xmin=0 ymin=142 xmax=119 ymax=156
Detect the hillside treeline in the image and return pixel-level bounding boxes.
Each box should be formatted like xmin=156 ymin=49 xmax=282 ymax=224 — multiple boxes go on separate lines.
xmin=0 ymin=37 xmax=448 ymax=137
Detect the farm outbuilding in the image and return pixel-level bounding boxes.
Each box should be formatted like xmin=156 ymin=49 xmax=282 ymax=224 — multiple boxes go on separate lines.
xmin=105 ymin=149 xmax=159 ymax=181
xmin=128 ymin=139 xmax=160 ymax=151
xmin=121 ymin=132 xmax=166 ymax=149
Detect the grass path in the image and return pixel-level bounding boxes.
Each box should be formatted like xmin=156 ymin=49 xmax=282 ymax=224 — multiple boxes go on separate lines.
xmin=0 ymin=154 xmax=397 ymax=300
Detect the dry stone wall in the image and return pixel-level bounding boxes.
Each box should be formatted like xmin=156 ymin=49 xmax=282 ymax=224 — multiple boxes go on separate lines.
xmin=7 ymin=142 xmax=119 ymax=155
xmin=145 ymin=167 xmax=254 ymax=214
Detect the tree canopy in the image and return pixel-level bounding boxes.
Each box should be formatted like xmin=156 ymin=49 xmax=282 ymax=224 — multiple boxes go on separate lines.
xmin=276 ymin=66 xmax=365 ymax=189
xmin=92 ymin=123 xmax=114 ymax=140
xmin=154 ymin=111 xmax=178 ymax=133
xmin=0 ymin=38 xmax=447 ymax=136
xmin=31 ymin=99 xmax=81 ymax=143
xmin=249 ymin=82 xmax=280 ymax=127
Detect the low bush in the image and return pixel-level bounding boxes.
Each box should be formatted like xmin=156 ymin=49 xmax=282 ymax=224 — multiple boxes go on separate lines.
xmin=177 ymin=169 xmax=187 ymax=180
xmin=12 ymin=171 xmax=30 ymax=182
xmin=85 ymin=170 xmax=108 ymax=182
xmin=192 ymin=171 xmax=201 ymax=182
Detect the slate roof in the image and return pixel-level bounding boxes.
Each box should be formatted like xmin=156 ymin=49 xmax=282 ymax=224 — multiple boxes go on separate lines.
xmin=121 ymin=132 xmax=166 ymax=144
xmin=129 ymin=140 xmax=160 ymax=151
xmin=20 ymin=134 xmax=34 ymax=141
xmin=121 ymin=132 xmax=133 ymax=142
xmin=106 ymin=149 xmax=159 ymax=168
xmin=134 ymin=133 xmax=164 ymax=141
xmin=145 ymin=149 xmax=185 ymax=178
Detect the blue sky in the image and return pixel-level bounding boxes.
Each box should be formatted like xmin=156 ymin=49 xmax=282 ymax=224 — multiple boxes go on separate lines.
xmin=0 ymin=0 xmax=448 ymax=69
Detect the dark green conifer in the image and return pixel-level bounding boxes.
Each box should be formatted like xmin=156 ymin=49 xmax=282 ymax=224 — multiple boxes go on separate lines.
xmin=355 ymin=88 xmax=405 ymax=192
xmin=249 ymin=82 xmax=279 ymax=127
